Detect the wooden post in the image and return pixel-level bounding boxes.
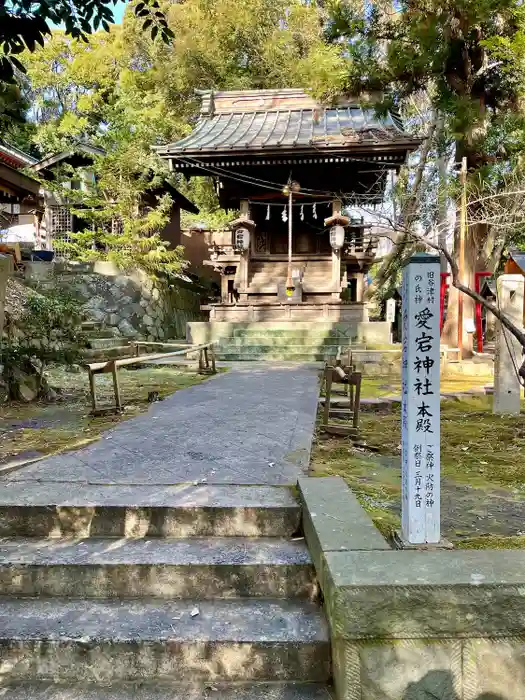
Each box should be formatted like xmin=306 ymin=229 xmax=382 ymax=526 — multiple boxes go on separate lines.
xmin=323 ymin=367 xmax=333 ymax=426
xmin=352 ymin=372 xmax=362 ymax=429
xmin=88 ymin=369 xmax=97 ymax=413
xmin=458 ymin=156 xmax=467 ymax=359
xmin=287 ymin=188 xmax=293 ymax=289
xmin=198 ymin=348 xmax=204 ymax=373
xmin=210 ymin=345 xmax=217 ymax=374
xmin=348 ymin=368 xmax=355 ymax=412
xmin=204 ymin=346 xmax=210 ymax=370
xmin=331 ymin=199 xmax=342 ymax=299
xmin=240 ymin=200 xmax=251 ymax=298
xmin=110 ymin=361 xmax=122 ymax=412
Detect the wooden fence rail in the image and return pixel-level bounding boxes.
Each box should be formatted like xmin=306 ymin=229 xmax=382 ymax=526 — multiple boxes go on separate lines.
xmin=86 ymin=342 xmax=217 ymax=414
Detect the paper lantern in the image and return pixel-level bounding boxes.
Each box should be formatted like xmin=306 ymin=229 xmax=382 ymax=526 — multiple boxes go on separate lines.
xmin=330 ymin=225 xmax=345 ymax=250
xmin=234 ymin=227 xmax=250 ymax=251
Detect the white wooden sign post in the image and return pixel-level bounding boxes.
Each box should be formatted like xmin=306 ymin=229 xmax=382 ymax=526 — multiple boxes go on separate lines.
xmin=401 ymin=253 xmax=441 ymax=544
xmin=386 ymin=298 xmax=396 ymax=344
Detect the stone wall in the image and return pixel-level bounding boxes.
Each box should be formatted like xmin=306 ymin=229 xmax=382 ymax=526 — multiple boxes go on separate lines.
xmin=299 ymin=476 xmax=525 ymax=700
xmin=0 ymin=254 xmax=13 ymax=338
xmin=24 ymin=261 xmax=203 ymax=340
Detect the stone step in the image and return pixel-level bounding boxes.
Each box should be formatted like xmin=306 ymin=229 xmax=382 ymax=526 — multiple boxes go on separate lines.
xmin=81 ymin=321 xmax=104 ymax=331
xmin=216 ymin=349 xmax=399 ymax=363
xmin=232 ymin=329 xmax=357 ymax=339
xmin=86 ymin=337 xmax=129 ymax=350
xmin=0 ymin=682 xmax=333 ymax=699
xmin=217 ymin=345 xmax=343 ymax=355
xmin=84 ymin=328 xmax=121 ymax=339
xmin=0 ymin=537 xmax=315 ymax=599
xmin=216 ymin=350 xmax=345 ymax=361
xmin=0 ymin=598 xmax=330 ymax=683
xmin=0 ymin=484 xmax=301 ymax=538
xmin=218 ymin=337 xmax=364 ymax=349
xmin=82 ymin=346 xmax=135 ymax=362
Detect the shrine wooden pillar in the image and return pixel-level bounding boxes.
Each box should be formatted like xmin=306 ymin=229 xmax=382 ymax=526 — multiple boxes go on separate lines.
xmin=331 ymin=199 xmax=343 ymax=299
xmin=239 ymin=200 xmax=251 ymax=301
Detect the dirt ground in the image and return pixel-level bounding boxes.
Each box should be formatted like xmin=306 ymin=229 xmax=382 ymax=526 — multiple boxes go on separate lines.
xmin=0 ymin=364 xmax=216 ymax=469
xmin=310 ymin=376 xmax=525 ymax=549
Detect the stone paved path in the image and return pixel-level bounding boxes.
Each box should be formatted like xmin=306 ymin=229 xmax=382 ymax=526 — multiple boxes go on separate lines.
xmin=2 ymin=364 xmax=320 ymax=485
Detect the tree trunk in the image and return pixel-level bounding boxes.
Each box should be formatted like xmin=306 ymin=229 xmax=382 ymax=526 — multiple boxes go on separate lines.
xmin=441 ymin=142 xmax=462 ymax=347
xmin=368 ymin=112 xmax=438 ymax=297
xmin=436 ymin=114 xmax=449 ymax=273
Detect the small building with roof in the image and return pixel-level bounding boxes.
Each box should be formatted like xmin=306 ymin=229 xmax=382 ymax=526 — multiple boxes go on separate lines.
xmin=156 ymin=88 xmax=420 ymax=341
xmin=0 ymin=142 xmax=42 ymax=247
xmin=1 ymin=140 xmax=198 ymax=256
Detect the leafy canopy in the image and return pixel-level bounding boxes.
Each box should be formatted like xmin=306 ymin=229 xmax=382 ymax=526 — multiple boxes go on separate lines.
xmin=0 ymin=0 xmax=173 ymax=82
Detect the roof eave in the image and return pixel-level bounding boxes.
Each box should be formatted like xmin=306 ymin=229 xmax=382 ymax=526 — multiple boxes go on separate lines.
xmin=161 ymin=139 xmax=421 ymax=160
xmin=32 ymin=144 xmax=106 ymax=174
xmin=0 ymin=162 xmax=41 ymax=198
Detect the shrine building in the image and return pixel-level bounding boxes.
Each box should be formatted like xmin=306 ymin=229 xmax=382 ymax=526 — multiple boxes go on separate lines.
xmin=157 ymin=88 xmax=420 ymax=349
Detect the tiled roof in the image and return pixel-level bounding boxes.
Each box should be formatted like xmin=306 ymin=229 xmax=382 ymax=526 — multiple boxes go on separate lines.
xmin=509 ymin=249 xmax=525 ymax=275
xmin=158 ymin=90 xmax=416 ymax=157
xmin=0 ymin=141 xmax=38 ymax=168
xmin=32 ymin=142 xmax=106 ymax=173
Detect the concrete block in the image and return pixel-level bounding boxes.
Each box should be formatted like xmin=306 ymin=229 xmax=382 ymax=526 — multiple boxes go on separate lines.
xmin=321 ymin=550 xmax=525 ymax=639
xmin=186 ymin=321 xmax=391 ymax=347
xmin=332 ymin=638 xmax=462 ymax=700
xmin=93 ymin=261 xmax=120 ymax=277
xmin=462 ymin=638 xmax=525 ymax=700
xmin=297 ymin=477 xmax=389 ymax=577
xmin=23 ymin=261 xmax=53 ymax=282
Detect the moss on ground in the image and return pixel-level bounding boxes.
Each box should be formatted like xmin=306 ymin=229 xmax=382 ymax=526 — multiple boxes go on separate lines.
xmin=360 ymin=376 xmax=492 ymax=399
xmin=358 ymin=396 xmax=525 ymax=490
xmin=0 ymin=365 xmax=221 ymax=464
xmin=311 ymin=380 xmax=525 ymax=549
xmin=456 ymin=535 xmax=525 ymax=549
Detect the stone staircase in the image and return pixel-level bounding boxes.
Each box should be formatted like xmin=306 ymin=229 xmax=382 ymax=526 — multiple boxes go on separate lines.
xmin=0 ymin=482 xmax=332 ymax=699
xmin=215 ymin=326 xmax=365 ymax=362
xmin=81 ymin=320 xmax=136 ymax=362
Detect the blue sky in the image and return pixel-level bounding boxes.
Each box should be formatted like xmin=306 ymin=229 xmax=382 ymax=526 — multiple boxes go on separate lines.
xmin=112 ymin=2 xmax=127 ymax=24
xmin=51 ymin=1 xmax=127 ymax=28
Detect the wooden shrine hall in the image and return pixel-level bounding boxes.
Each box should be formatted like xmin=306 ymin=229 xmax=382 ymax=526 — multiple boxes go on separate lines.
xmin=157 ymin=88 xmax=419 ymax=329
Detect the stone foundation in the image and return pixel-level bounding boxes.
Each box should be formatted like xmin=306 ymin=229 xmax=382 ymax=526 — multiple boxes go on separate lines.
xmin=299 ymin=476 xmax=525 ymax=700
xmin=0 ymin=254 xmax=13 ymax=337
xmin=203 ymin=301 xmax=369 ymax=323
xmin=187 ymin=320 xmax=392 ymax=347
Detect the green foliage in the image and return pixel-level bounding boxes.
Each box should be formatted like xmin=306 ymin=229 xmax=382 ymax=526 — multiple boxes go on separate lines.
xmin=18 ymin=288 xmax=85 ymax=364
xmin=325 ymin=0 xmax=525 ymax=163
xmin=53 ymin=187 xmax=188 ymax=278
xmin=1 ymin=286 xmax=86 ymax=399
xmin=0 ymin=80 xmax=36 ymax=150
xmin=0 ymin=0 xmax=172 ymax=83
xmin=13 ymin=1 xmax=347 ymax=238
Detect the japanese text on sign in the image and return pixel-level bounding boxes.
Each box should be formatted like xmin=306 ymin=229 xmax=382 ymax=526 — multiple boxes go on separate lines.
xmin=401 ymin=255 xmax=441 ymax=544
